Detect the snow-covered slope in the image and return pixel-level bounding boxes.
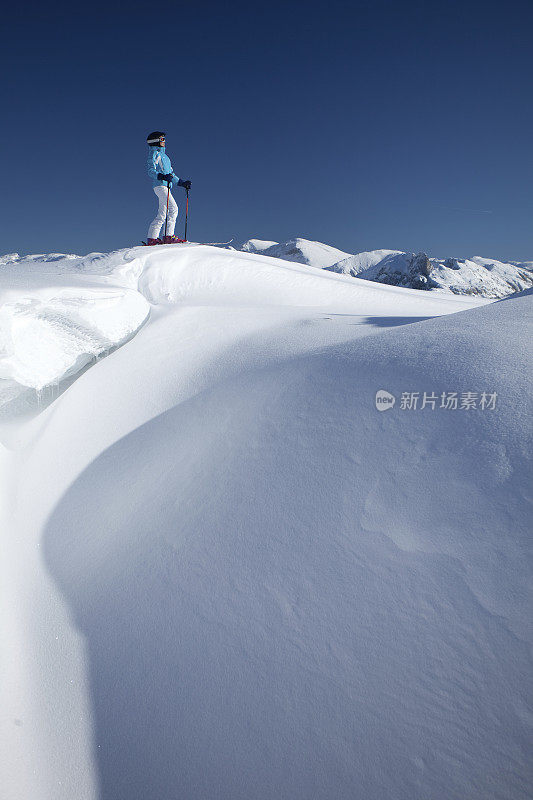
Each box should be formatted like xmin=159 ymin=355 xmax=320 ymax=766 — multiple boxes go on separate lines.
xmin=238 ymin=238 xmax=533 ymax=298
xmin=1 ymin=244 xmax=531 ymax=800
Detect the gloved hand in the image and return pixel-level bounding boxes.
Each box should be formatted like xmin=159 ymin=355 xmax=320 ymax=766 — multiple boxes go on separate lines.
xmin=157 ymin=173 xmax=173 ymax=183
xmin=177 ymin=178 xmax=191 ymax=190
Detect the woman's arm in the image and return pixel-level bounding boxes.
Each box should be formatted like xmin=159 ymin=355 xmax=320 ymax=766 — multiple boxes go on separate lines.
xmin=147 ymin=149 xmax=163 ymax=182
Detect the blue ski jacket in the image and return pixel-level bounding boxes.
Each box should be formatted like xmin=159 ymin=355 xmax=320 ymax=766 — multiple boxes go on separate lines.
xmin=146 ymin=145 xmax=181 ymax=189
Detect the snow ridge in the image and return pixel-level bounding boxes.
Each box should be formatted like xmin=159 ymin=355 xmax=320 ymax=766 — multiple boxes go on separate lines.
xmin=0 ymin=244 xmax=485 ymax=416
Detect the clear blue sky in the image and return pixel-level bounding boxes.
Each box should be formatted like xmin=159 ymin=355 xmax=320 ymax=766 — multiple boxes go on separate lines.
xmin=2 ymin=0 xmax=532 ymax=260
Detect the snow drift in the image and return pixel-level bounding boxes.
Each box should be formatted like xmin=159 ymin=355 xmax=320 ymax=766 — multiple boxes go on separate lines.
xmin=0 ymin=244 xmax=480 ymax=415
xmin=0 ymin=251 xmax=149 ymax=416
xmin=1 ymin=243 xmax=531 ymax=800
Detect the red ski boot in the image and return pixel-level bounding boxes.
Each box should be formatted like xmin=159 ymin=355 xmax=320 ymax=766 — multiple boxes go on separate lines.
xmin=163 ymin=235 xmax=187 ymax=244
xmin=146 ymin=237 xmax=163 ymax=246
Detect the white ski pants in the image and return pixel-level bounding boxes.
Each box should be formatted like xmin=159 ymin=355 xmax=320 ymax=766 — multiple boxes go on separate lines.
xmin=148 ymin=185 xmax=178 ymax=238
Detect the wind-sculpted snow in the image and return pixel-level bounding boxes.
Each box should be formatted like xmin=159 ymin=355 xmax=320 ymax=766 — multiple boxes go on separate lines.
xmin=0 ymin=250 xmax=150 ymax=415
xmin=1 ymin=243 xmax=531 ymax=800
xmin=0 ymin=287 xmax=149 ymax=416
xmin=0 ymin=244 xmax=485 ymax=416
xmin=136 ymin=244 xmax=483 ymax=315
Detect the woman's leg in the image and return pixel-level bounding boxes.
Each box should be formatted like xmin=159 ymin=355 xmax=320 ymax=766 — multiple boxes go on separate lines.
xmin=148 ymin=186 xmax=172 ymax=240
xmin=165 ymin=192 xmax=179 ymax=236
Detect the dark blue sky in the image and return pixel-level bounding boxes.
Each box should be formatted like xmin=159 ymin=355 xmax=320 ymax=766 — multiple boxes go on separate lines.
xmin=2 ymin=0 xmax=532 ymax=260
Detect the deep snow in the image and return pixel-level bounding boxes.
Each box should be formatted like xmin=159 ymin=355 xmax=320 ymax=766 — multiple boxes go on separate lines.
xmin=1 ymin=243 xmax=531 ymax=800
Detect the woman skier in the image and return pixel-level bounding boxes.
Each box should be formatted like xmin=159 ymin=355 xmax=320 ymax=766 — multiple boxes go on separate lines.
xmin=146 ymin=131 xmax=191 ymax=245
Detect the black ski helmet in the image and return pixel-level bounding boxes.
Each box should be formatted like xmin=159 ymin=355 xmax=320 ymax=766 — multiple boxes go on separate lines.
xmin=146 ymin=131 xmax=166 ymax=146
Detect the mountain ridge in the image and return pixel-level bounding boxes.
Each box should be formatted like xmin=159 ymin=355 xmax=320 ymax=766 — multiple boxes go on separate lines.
xmin=237 ymin=237 xmax=533 ymax=297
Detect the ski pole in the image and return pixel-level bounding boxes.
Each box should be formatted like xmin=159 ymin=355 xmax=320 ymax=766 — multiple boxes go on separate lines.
xmin=184 ymin=188 xmax=189 ymax=242
xmin=164 ymin=181 xmax=171 ymax=240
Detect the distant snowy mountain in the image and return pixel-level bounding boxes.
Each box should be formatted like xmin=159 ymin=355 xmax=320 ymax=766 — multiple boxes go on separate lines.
xmin=1 ymin=242 xmax=531 ymax=800
xmin=328 ymin=250 xmax=533 ymax=297
xmin=239 ymin=236 xmax=352 ymax=268
xmin=239 ymin=238 xmax=533 ymax=298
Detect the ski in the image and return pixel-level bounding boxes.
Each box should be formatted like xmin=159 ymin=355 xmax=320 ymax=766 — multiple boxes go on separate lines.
xmin=140 ymin=239 xmax=233 ymax=247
